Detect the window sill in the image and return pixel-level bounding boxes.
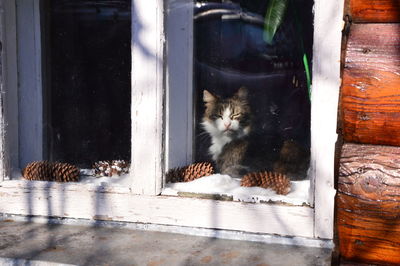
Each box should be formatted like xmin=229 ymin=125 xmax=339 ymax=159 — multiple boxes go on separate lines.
xmin=0 ymin=177 xmax=315 ymax=238
xmin=162 ymin=175 xmax=312 ymax=206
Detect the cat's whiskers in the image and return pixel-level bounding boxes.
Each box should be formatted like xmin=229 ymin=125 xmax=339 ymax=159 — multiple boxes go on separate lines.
xmin=195 ymin=131 xmax=211 ymax=142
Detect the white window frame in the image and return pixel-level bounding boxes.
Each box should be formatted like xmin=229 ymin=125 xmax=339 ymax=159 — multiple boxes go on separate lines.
xmin=0 ymin=0 xmax=343 ymax=243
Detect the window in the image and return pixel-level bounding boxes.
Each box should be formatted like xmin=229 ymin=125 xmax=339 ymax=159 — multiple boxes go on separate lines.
xmin=43 ymin=0 xmax=131 ymax=168
xmin=165 ymin=0 xmax=313 ymax=205
xmin=6 ymin=0 xmax=132 ymax=185
xmin=0 ymin=0 xmax=342 ymax=241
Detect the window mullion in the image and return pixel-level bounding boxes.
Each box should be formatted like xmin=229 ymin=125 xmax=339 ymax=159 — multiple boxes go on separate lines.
xmin=130 ymin=0 xmax=164 ymax=195
xmin=311 ymin=0 xmax=343 ymax=239
xmin=16 ymin=0 xmax=44 ymax=168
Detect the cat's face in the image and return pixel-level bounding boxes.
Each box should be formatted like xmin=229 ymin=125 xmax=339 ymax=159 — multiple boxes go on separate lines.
xmin=202 ymin=87 xmax=251 ymax=138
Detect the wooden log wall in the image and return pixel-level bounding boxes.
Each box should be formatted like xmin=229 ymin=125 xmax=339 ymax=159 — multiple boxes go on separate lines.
xmin=348 ymin=0 xmax=400 ymax=23
xmin=338 ymin=0 xmax=400 ymax=265
xmin=337 ymin=144 xmax=400 ymax=264
xmin=341 ymin=23 xmax=400 ymax=146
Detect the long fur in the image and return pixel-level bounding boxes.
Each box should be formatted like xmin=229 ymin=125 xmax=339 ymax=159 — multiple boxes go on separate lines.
xmin=202 ymin=87 xmax=252 ymax=177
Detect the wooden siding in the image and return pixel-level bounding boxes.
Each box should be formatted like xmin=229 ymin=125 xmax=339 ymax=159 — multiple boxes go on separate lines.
xmin=336 ymin=143 xmax=400 ymax=265
xmin=348 ymin=0 xmax=400 ymax=23
xmin=341 ymin=23 xmax=400 ymax=146
xmin=338 ymin=1 xmax=400 ymax=264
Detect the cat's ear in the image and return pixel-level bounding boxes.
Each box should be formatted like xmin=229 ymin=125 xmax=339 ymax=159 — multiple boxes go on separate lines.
xmin=203 ymin=90 xmax=217 ymax=103
xmin=236 ymin=87 xmax=248 ymax=100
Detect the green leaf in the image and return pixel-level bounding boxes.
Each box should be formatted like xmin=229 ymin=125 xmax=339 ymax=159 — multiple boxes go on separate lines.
xmin=303 ymin=53 xmax=312 ymax=101
xmin=263 ymin=0 xmax=288 ymax=44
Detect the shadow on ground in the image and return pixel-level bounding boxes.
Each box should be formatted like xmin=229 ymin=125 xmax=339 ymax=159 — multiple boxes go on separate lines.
xmin=0 ymin=220 xmax=332 ymax=266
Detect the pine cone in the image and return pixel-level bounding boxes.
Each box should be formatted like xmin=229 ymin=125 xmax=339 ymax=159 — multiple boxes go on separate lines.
xmin=52 ymin=162 xmax=80 ymax=182
xmin=92 ymin=160 xmax=130 ymax=177
xmin=241 ymin=171 xmax=291 ymax=195
xmin=93 ymin=161 xmax=112 ymax=176
xmin=22 ymin=161 xmax=53 ymax=181
xmin=183 ymin=162 xmax=214 ymax=182
xmin=166 ymin=162 xmax=214 ymax=183
xmin=110 ymin=160 xmax=130 ymax=175
xmin=165 ymin=167 xmax=184 ymax=183
xmin=22 ymin=161 xmax=79 ymax=182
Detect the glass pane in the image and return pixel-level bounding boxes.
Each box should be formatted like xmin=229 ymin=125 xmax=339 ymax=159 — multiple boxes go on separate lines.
xmin=43 ymin=0 xmax=131 ymax=169
xmin=166 ymin=0 xmax=313 ymax=203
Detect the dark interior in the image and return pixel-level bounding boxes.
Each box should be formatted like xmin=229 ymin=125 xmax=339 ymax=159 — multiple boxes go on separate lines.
xmin=44 ymin=0 xmax=131 ymax=168
xmin=194 ymin=0 xmax=313 ymax=174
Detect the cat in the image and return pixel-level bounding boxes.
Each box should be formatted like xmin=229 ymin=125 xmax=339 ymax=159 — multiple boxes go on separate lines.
xmin=202 ymin=87 xmax=251 ymax=162
xmin=202 ymin=87 xmax=309 ymax=180
xmin=202 ymin=87 xmax=277 ymax=178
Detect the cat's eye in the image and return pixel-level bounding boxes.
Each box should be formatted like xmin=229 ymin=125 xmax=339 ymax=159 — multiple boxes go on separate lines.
xmin=231 ymin=113 xmax=241 ymax=119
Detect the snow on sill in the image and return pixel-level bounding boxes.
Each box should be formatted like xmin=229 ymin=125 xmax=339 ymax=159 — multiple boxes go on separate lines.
xmin=4 ymin=170 xmax=311 ymax=206
xmin=1 ymin=168 xmax=131 ymax=193
xmin=162 ymin=174 xmax=311 ymax=206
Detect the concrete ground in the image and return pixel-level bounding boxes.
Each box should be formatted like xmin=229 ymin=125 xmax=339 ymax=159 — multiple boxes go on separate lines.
xmin=0 ymin=219 xmax=333 ymax=266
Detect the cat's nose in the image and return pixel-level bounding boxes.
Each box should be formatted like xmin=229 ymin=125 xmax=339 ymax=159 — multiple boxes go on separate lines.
xmin=224 ymin=121 xmax=231 ymax=129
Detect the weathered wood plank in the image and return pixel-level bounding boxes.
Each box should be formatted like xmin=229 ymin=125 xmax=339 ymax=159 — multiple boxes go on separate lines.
xmin=337 ymin=194 xmax=400 ymax=265
xmin=337 ymin=143 xmax=400 ymax=265
xmin=347 ymin=0 xmax=400 ymax=23
xmin=131 ymin=0 xmax=164 ymax=195
xmin=338 ymin=144 xmax=400 ymax=202
xmin=0 ymin=180 xmax=315 ymax=238
xmin=312 ymin=0 xmax=343 ymax=240
xmin=341 ymin=24 xmax=400 ymax=146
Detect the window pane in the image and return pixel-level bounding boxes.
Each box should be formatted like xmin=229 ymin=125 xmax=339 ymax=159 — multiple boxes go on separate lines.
xmin=44 ymin=0 xmax=131 ymax=168
xmin=166 ymin=0 xmax=313 ymax=203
